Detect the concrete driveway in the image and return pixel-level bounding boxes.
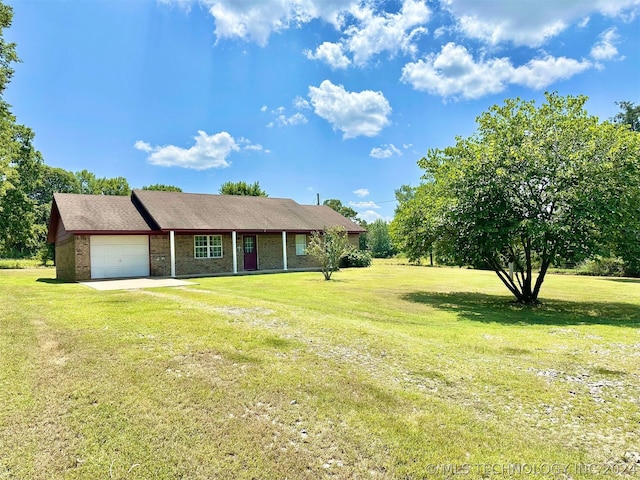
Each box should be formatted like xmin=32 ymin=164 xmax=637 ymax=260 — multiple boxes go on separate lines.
xmin=79 ymin=278 xmax=197 ymax=291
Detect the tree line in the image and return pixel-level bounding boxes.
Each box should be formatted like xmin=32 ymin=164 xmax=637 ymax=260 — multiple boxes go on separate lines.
xmin=2 ymin=153 xmax=278 ymax=259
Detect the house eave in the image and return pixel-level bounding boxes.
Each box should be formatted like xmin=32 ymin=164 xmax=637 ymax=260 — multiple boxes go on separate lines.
xmin=65 ymin=230 xmax=162 ymax=236
xmin=156 ymin=228 xmax=365 ymax=235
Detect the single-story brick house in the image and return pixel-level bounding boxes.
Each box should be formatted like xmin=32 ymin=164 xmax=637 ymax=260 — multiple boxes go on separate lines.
xmin=47 ymin=190 xmax=366 ymax=282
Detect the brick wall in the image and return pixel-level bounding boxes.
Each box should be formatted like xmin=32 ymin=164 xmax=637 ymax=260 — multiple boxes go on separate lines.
xmin=286 ymin=233 xmax=319 ymax=269
xmin=55 ymin=236 xmax=76 ymax=281
xmin=150 ymin=234 xmax=171 ymax=277
xmin=348 ymin=233 xmax=360 ymax=249
xmin=55 ymin=234 xmax=91 ymax=282
xmin=256 ymin=234 xmax=284 ymax=270
xmin=175 ymin=233 xmax=234 ymax=275
xmin=55 ymin=231 xmax=360 ymax=281
xmin=74 ymin=235 xmax=91 ymax=281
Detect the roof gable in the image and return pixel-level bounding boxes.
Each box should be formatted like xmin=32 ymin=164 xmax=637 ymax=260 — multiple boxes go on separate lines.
xmin=50 ymin=193 xmax=155 ymax=236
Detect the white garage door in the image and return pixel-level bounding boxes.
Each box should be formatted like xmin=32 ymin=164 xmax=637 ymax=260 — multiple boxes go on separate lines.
xmin=90 ymin=236 xmax=150 ymax=279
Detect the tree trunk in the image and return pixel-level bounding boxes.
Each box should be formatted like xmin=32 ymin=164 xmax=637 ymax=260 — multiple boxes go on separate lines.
xmin=490 ymin=257 xmax=542 ymax=305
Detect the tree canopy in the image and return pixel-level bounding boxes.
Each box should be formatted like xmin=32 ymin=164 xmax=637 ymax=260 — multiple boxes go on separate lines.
xmin=75 ymin=169 xmax=130 ymax=196
xmin=394 ymin=92 xmax=640 ymax=304
xmin=366 ymin=218 xmax=396 ymax=258
xmin=322 ymin=199 xmax=359 ymax=222
xmin=142 ymin=184 xmax=182 ymax=192
xmin=613 ymin=100 xmax=640 ymax=132
xmin=219 ymin=181 xmax=267 ymax=196
xmin=0 ymin=3 xmax=44 ymax=257
xmin=390 ymin=183 xmax=443 ymax=265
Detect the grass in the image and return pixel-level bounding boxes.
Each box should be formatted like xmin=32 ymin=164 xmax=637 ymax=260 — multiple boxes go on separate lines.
xmin=0 ymin=258 xmax=53 ymax=269
xmin=1 ymin=262 xmax=639 ymax=479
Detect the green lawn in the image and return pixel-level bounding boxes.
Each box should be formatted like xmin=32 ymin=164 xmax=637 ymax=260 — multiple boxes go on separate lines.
xmin=1 ymin=263 xmax=639 ymax=479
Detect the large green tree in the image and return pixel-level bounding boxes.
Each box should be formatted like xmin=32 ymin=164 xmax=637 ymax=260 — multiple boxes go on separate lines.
xmin=31 ymin=165 xmax=80 ymax=238
xmin=32 ymin=165 xmax=81 ymax=205
xmin=390 ymin=183 xmax=443 ymax=265
xmin=613 ymin=100 xmax=640 ymax=132
xmin=606 ymin=100 xmax=640 ymax=275
xmin=322 ymin=199 xmax=359 ymax=222
xmin=219 ymin=181 xmax=267 ymax=196
xmin=367 ymin=218 xmax=396 ymax=258
xmin=0 ymin=3 xmax=44 ymax=257
xmin=75 ymin=169 xmax=130 ymax=196
xmin=402 ymin=93 xmax=640 ymax=304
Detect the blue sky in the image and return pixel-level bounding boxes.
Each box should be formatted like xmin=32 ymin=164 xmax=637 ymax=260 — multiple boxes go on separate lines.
xmin=6 ymin=0 xmax=640 ymax=222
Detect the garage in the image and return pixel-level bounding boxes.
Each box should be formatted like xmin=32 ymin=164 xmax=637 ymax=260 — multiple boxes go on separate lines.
xmin=90 ymin=235 xmax=150 ymax=279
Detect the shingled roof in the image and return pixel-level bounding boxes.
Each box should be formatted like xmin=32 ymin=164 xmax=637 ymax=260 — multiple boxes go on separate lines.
xmin=47 ymin=193 xmax=155 ymax=241
xmin=133 ymin=190 xmax=365 ymax=233
xmin=48 ymin=190 xmax=365 ymax=241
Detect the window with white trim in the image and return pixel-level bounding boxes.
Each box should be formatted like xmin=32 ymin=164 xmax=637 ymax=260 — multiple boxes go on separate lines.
xmin=295 ymin=234 xmax=307 ymax=255
xmin=194 ymin=235 xmax=223 ymax=258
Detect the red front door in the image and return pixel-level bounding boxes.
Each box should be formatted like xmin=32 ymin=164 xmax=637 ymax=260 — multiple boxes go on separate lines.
xmin=243 ymin=235 xmax=257 ymax=270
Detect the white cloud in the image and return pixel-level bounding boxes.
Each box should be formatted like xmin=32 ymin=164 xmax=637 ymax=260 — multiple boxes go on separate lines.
xmin=305 ymin=42 xmax=351 ymax=69
xmin=163 ymin=0 xmax=430 ymax=69
xmin=265 ymin=102 xmax=309 ymax=127
xmin=350 ymin=200 xmax=380 ymax=209
xmin=308 ymin=80 xmax=391 ymax=138
xmin=157 ymin=0 xmax=193 ymax=11
xmin=133 ymin=140 xmax=153 ymax=153
xmin=195 ymin=0 xmax=432 ymax=61
xmin=304 ymin=0 xmax=430 ymax=68
xmin=590 ymin=28 xmax=621 ymax=61
xmin=162 ymin=0 xmax=640 ymax=62
xmin=402 ymin=42 xmax=592 ymax=100
xmin=596 ymin=0 xmax=640 ymax=19
xmin=260 ymin=105 xmax=268 ymax=112
xmin=369 ymin=144 xmax=402 ymax=158
xmin=134 ymin=130 xmax=263 ymax=170
xmin=269 ymin=112 xmax=308 ymax=127
xmin=358 ymin=209 xmax=385 ymax=223
xmin=433 ymin=26 xmax=447 ymax=38
xmin=199 ymin=0 xmax=357 ymax=46
xmin=293 ymin=96 xmax=311 ymax=109
xmin=243 ymin=143 xmax=269 ymax=153
xmin=511 ymin=56 xmax=593 ymax=89
xmin=344 ymin=0 xmax=430 ymax=66
xmin=353 ymin=188 xmax=369 ymax=197
xmin=442 ymin=0 xmax=640 ymax=47
xmin=401 ymin=43 xmax=513 ymax=99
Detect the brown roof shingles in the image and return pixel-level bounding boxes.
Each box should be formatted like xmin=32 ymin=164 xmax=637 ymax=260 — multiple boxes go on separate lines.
xmin=48 ymin=190 xmax=365 ymax=239
xmin=52 ymin=193 xmax=155 ymax=233
xmin=133 ymin=190 xmax=366 ymax=233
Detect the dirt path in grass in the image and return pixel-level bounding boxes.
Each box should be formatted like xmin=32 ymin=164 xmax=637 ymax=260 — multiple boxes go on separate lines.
xmin=137 ymin=289 xmax=416 ymax=388
xmin=137 ymin=288 xmax=640 ymax=466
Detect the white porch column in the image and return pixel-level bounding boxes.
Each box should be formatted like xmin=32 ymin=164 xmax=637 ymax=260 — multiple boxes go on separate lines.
xmin=282 ymin=231 xmax=288 ymax=271
xmin=169 ymin=230 xmax=176 ymax=278
xmin=232 ymin=231 xmax=238 ymax=274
